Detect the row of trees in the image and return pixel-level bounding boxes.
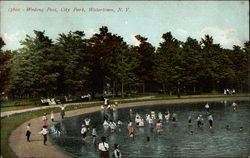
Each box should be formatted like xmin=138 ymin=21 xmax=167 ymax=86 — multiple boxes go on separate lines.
xmin=0 ymin=26 xmax=249 ymax=98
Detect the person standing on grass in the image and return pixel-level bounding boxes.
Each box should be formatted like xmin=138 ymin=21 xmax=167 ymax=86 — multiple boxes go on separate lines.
xmin=26 ymin=123 xmax=31 ymax=142
xmin=99 ymin=136 xmax=109 ymax=158
xmin=40 ymin=126 xmax=48 ymax=145
xmin=51 ymin=111 xmax=55 ymax=122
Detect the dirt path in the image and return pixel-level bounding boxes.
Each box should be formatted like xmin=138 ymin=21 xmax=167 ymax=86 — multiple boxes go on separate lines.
xmin=8 ymin=96 xmax=248 ymax=158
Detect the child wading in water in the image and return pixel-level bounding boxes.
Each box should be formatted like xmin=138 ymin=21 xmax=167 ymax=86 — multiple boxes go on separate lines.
xmin=188 ymin=116 xmax=192 ymax=126
xmin=84 ymin=118 xmax=91 ymax=130
xmin=208 ymin=114 xmax=213 ymax=128
xmin=113 ymin=143 xmax=122 ymax=158
xmin=51 ymin=111 xmax=54 ymax=122
xmin=197 ymin=115 xmax=204 ymax=127
xmin=109 ymin=120 xmax=117 ymax=133
xmin=98 ymin=136 xmax=109 ymax=158
xmin=81 ymin=125 xmax=87 ymax=141
xmin=232 ymin=102 xmax=237 ymax=111
xmin=156 ymin=120 xmax=162 ymax=134
xmin=92 ymin=126 xmax=97 ymax=144
xmin=60 ymin=104 xmax=66 ymax=119
xmin=127 ymin=121 xmax=134 ymax=139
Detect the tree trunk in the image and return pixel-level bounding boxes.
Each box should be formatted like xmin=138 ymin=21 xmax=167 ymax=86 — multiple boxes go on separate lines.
xmin=142 ymin=82 xmax=145 ymax=94
xmin=163 ymin=83 xmax=166 ymax=94
xmin=112 ymin=80 xmax=115 ymax=98
xmin=121 ymin=81 xmax=124 ymax=98
xmin=193 ymin=86 xmax=196 ymax=94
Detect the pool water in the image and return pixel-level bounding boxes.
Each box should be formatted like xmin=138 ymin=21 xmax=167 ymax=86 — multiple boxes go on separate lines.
xmin=49 ymin=100 xmax=250 ymax=157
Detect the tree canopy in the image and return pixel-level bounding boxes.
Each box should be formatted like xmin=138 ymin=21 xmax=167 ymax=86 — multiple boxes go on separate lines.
xmin=0 ymin=27 xmax=248 ymax=98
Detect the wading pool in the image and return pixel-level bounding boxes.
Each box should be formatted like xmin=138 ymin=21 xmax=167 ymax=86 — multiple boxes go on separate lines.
xmin=49 ymin=100 xmax=250 ymax=158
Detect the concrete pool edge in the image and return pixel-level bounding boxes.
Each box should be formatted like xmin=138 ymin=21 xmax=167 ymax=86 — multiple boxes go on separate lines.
xmin=8 ymin=96 xmax=249 ymax=158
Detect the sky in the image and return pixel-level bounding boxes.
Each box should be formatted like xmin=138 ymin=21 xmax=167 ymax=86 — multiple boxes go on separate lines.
xmin=0 ymin=1 xmax=249 ymax=50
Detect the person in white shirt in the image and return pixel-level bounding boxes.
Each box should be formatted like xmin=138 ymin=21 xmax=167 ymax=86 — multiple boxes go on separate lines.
xmin=42 ymin=113 xmax=47 ymax=126
xmin=92 ymin=126 xmax=97 ymax=144
xmin=224 ymin=89 xmax=227 ymax=95
xmin=151 ymin=111 xmax=156 ymax=119
xmin=146 ymin=114 xmax=151 ymax=123
xmin=84 ymin=118 xmax=91 ymax=130
xmin=208 ymin=114 xmax=213 ymax=128
xmin=197 ymin=115 xmax=204 ymax=127
xmin=158 ymin=112 xmax=163 ymax=120
xmin=205 ymin=103 xmax=210 ymax=112
xmin=117 ymin=119 xmax=123 ymax=127
xmin=26 ymin=123 xmax=31 ymax=142
xmin=135 ymin=113 xmax=141 ymax=126
xmin=117 ymin=119 xmax=123 ymax=132
xmin=138 ymin=119 xmax=144 ymax=127
xmin=109 ymin=120 xmax=117 ymax=133
xmin=148 ymin=117 xmax=154 ymax=128
xmin=40 ymin=126 xmax=48 ymax=145
xmin=104 ymin=98 xmax=109 ymax=106
xmin=165 ymin=112 xmax=170 ymax=121
xmin=172 ymin=113 xmax=177 ymax=122
xmin=99 ymin=136 xmax=109 ymax=158
xmin=103 ymin=119 xmax=110 ymax=127
xmin=51 ymin=111 xmax=54 ymax=122
xmin=113 ymin=143 xmax=122 ymax=158
xmin=81 ymin=125 xmax=87 ymax=141
xmin=232 ymin=102 xmax=237 ymax=111
xmin=60 ymin=104 xmax=66 ymax=119
xmin=112 ymin=102 xmax=118 ymax=111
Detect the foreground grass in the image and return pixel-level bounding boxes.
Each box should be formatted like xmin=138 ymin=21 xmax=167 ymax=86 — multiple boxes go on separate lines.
xmin=0 ymin=103 xmax=99 ymax=158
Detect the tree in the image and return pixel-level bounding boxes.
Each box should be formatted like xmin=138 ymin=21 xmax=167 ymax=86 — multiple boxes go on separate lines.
xmin=0 ymin=37 xmax=15 ymax=94
xmin=86 ymin=26 xmax=133 ymax=97
xmin=226 ymin=42 xmax=249 ymax=92
xmin=200 ymin=35 xmax=235 ymax=93
xmin=154 ymin=32 xmax=183 ymax=95
xmin=107 ymin=44 xmax=138 ymax=98
xmin=181 ymin=37 xmax=203 ymax=94
xmin=10 ymin=30 xmax=56 ymax=97
xmin=55 ymin=31 xmax=89 ymax=95
xmin=133 ymin=35 xmax=155 ymax=93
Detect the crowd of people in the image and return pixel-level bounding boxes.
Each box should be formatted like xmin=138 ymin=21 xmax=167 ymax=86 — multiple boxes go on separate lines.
xmin=25 ymin=98 xmax=241 ymax=158
xmin=224 ymin=89 xmax=236 ymax=95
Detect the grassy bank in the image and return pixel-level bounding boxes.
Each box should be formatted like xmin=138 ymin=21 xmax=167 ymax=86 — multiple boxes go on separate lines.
xmin=0 ymin=99 xmax=42 ymax=112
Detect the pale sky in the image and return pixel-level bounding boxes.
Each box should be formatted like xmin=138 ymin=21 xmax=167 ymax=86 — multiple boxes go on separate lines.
xmin=1 ymin=1 xmax=249 ymax=50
